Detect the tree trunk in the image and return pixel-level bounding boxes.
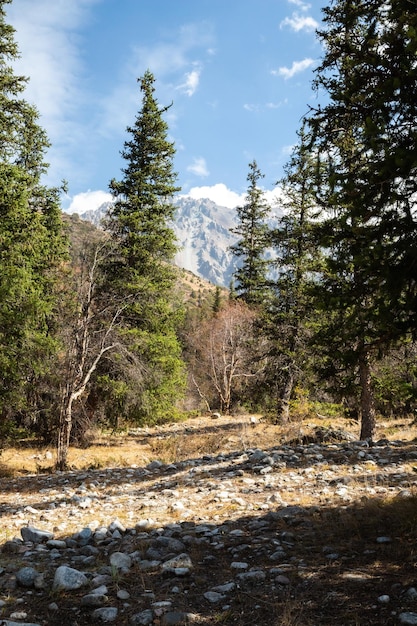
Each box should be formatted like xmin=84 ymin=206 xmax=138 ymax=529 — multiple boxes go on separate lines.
xmin=277 ymin=370 xmax=294 ymax=423
xmin=359 ymin=352 xmax=376 ymax=440
xmin=56 ymin=393 xmax=74 ymax=471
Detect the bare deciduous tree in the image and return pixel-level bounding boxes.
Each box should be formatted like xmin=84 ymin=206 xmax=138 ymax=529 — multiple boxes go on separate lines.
xmin=188 ymin=301 xmax=263 ymax=414
xmin=55 ymin=241 xmax=132 ymax=470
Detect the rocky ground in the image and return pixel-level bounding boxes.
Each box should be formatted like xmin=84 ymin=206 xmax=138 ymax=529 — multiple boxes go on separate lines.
xmin=0 ymin=415 xmax=417 ymax=625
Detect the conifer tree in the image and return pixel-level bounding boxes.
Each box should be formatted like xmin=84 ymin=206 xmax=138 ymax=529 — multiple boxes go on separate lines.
xmin=105 ymin=70 xmax=185 ymax=422
xmin=230 ymin=161 xmax=271 ymax=306
xmin=0 ymin=0 xmax=67 ymax=425
xmin=266 ymin=129 xmax=321 ymax=421
xmin=307 ymin=0 xmax=417 ymax=439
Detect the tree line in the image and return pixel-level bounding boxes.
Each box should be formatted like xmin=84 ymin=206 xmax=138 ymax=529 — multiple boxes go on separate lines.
xmin=0 ymin=0 xmax=416 ymax=468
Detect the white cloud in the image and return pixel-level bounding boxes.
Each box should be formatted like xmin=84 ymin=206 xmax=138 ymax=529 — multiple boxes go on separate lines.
xmin=243 ymin=103 xmax=260 ymax=113
xmin=266 ymin=100 xmax=287 ymax=109
xmin=288 ymin=0 xmax=311 ymax=10
xmin=272 ymin=58 xmax=315 ymax=79
xmin=178 ymin=68 xmax=201 ymax=96
xmin=183 ymin=184 xmax=284 ymax=210
xmin=7 ymin=0 xmax=99 ymax=186
xmin=184 ymin=184 xmax=245 ymax=209
xmin=187 ymin=157 xmax=209 ymax=177
xmin=66 ymin=190 xmax=113 ymax=214
xmin=245 ymin=100 xmax=287 ymax=113
xmin=264 ymin=187 xmax=285 ymax=207
xmin=280 ymin=13 xmax=318 ymax=32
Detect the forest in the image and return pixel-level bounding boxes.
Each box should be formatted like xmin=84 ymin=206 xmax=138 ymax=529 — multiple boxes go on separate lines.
xmin=1 ymin=0 xmax=417 ymax=471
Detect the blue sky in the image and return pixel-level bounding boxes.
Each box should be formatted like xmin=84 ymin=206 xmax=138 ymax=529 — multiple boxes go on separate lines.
xmin=7 ymin=0 xmax=324 ymax=212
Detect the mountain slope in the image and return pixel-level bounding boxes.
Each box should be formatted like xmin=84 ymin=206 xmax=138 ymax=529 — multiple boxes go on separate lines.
xmin=76 ymin=195 xmax=282 ymax=287
xmin=78 ymin=197 xmax=239 ymax=286
xmin=172 ymin=197 xmax=237 ymax=286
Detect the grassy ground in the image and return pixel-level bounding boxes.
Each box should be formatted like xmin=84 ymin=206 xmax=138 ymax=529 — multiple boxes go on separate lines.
xmin=1 ymin=413 xmax=415 ymax=476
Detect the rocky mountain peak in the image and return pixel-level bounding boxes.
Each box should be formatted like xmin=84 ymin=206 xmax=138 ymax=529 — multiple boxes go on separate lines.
xmin=79 ymin=196 xmax=239 ymax=287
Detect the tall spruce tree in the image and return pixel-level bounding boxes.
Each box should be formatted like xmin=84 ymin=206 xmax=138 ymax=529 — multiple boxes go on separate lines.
xmin=230 ymin=161 xmax=271 ymax=306
xmin=266 ymin=129 xmax=321 ymax=421
xmin=306 ymin=0 xmax=417 ymax=439
xmin=0 ymin=0 xmax=67 ymax=426
xmin=105 ymin=70 xmax=185 ymax=422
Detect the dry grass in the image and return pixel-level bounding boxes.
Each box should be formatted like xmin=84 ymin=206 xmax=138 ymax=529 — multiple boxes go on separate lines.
xmin=0 ymin=413 xmax=415 ymax=477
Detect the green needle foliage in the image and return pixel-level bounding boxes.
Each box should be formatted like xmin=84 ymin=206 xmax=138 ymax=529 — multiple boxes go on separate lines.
xmin=265 ymin=129 xmax=322 ymax=421
xmin=306 ymin=0 xmax=417 ymax=439
xmin=0 ymin=0 xmax=67 ymax=427
xmin=105 ymin=70 xmax=185 ymax=423
xmin=230 ymin=160 xmax=271 ymax=306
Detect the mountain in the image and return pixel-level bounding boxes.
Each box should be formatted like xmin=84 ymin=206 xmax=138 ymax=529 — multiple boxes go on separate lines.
xmin=78 ymin=197 xmax=239 ymax=286
xmin=172 ymin=197 xmax=237 ymax=286
xmin=77 ymin=195 xmax=283 ymax=287
xmin=79 ymin=201 xmax=112 ymax=228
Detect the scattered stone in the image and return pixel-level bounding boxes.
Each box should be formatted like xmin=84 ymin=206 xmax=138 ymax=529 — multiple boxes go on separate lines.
xmin=236 ymin=570 xmax=266 ymax=585
xmin=109 ymin=519 xmax=126 ymax=533
xmin=130 ymin=609 xmax=154 ymax=625
xmin=147 ymin=460 xmax=164 ymax=471
xmin=53 ymin=565 xmax=88 ymax=590
xmin=204 ymin=591 xmax=225 ymax=603
xmin=1 ymin=417 xmax=417 ymax=625
xmin=406 ymin=588 xmax=417 ymax=601
xmin=230 ymin=561 xmax=248 ymax=570
xmin=109 ymin=551 xmax=132 ymax=571
xmin=16 ymin=567 xmax=38 ymax=588
xmin=81 ymin=593 xmax=108 ymax=607
xmin=399 ymin=613 xmax=417 ymax=625
xmin=377 ymin=594 xmax=390 ymax=604
xmin=161 ymin=553 xmax=193 ymax=575
xmin=212 ymin=582 xmax=236 ymax=593
xmin=0 ymin=621 xmax=41 ymax=626
xmin=20 ymin=526 xmax=54 ymax=544
xmin=92 ymin=607 xmax=118 ymax=622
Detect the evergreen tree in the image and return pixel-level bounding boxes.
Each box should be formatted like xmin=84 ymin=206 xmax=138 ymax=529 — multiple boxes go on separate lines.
xmin=266 ymin=129 xmax=321 ymax=421
xmin=230 ymin=160 xmax=271 ymax=306
xmin=0 ymin=0 xmax=67 ymax=426
xmin=105 ymin=70 xmax=185 ymax=422
xmin=306 ymin=0 xmax=417 ymax=439
xmin=212 ymin=285 xmax=222 ymax=315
